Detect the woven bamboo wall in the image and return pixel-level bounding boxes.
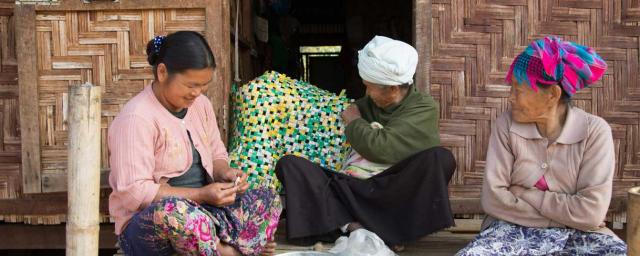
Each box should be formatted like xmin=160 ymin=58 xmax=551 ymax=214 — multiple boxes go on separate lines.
xmin=0 ymin=1 xmax=20 ymax=199
xmin=34 ymin=9 xmax=206 ymax=192
xmin=429 ymin=0 xmax=640 ymax=200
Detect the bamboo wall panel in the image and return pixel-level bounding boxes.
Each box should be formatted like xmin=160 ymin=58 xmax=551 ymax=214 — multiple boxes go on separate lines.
xmin=35 ymin=9 xmax=206 ymax=192
xmin=428 ymin=0 xmax=640 ymax=201
xmin=0 ymin=2 xmax=20 ymax=199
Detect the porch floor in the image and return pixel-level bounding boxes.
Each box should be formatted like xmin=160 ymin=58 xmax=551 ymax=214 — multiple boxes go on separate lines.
xmin=272 ymin=219 xmax=478 ymax=255
xmin=273 ymin=231 xmax=474 ymax=255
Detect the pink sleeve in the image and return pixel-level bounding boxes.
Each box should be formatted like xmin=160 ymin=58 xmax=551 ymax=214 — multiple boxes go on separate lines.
xmin=108 ymin=115 xmax=161 ymax=213
xmin=205 ymin=102 xmax=229 ymax=162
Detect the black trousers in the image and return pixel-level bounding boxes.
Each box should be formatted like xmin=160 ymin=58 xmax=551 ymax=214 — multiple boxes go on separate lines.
xmin=275 ymin=146 xmax=456 ymax=245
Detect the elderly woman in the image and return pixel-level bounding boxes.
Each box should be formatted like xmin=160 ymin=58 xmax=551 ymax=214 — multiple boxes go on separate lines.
xmin=108 ymin=31 xmax=281 ymax=256
xmin=275 ymin=36 xmax=456 ymax=248
xmin=457 ymin=37 xmax=627 ymax=255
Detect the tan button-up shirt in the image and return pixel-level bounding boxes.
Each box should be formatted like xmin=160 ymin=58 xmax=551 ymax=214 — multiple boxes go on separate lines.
xmin=481 ymin=107 xmax=616 ymax=236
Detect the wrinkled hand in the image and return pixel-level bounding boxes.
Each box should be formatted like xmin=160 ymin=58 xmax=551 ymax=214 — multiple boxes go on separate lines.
xmin=217 ymin=167 xmax=249 ymax=194
xmin=198 ymin=182 xmax=237 ymax=207
xmin=341 ymin=104 xmax=361 ymax=125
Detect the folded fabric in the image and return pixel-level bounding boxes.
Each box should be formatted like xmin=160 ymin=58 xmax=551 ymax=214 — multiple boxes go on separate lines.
xmin=340 ymin=122 xmax=392 ymax=179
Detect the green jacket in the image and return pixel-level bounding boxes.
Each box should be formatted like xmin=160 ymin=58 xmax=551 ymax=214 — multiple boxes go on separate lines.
xmin=345 ymin=88 xmax=440 ymax=164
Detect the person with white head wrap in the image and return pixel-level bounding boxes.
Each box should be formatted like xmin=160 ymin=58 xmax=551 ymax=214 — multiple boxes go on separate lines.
xmin=357 ymin=35 xmax=418 ymax=86
xmin=275 ymin=36 xmax=455 ymax=250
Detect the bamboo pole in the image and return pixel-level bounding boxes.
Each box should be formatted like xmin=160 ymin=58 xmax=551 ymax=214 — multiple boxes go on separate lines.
xmin=66 ymin=83 xmax=101 ymax=256
xmin=629 ymin=187 xmax=640 ymax=256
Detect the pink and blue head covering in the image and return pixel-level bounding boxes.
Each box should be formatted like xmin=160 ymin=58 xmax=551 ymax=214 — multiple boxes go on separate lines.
xmin=506 ymin=36 xmax=607 ymax=97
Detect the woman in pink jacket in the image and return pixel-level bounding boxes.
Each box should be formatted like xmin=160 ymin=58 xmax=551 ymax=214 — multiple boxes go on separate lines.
xmin=108 ymin=31 xmax=281 ymax=256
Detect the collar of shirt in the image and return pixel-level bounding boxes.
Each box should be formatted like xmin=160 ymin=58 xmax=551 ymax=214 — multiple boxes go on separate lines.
xmin=509 ymin=106 xmax=589 ymax=144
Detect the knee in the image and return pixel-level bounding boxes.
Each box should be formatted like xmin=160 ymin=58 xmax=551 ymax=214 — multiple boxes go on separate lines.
xmin=416 ymin=147 xmax=457 ymax=176
xmin=153 ymin=197 xmax=196 ymax=216
xmin=275 ymin=155 xmax=302 ymax=177
xmin=416 ymin=147 xmax=455 ymax=163
xmin=277 ymin=155 xmax=302 ymax=165
xmin=435 ymin=147 xmax=456 ymax=167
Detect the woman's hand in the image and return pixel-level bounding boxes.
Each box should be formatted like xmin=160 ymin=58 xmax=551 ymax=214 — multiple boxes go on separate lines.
xmin=217 ymin=167 xmax=250 ymax=195
xmin=341 ymin=104 xmax=361 ymax=125
xmin=198 ymin=182 xmax=237 ymax=207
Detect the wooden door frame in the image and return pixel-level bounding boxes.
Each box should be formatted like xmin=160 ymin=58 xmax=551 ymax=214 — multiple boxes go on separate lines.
xmin=413 ymin=0 xmax=431 ymax=93
xmin=16 ymin=0 xmax=231 ymax=193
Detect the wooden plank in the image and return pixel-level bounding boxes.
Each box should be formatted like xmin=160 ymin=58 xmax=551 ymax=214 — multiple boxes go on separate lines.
xmin=0 ymin=190 xmax=110 ymax=215
xmin=0 ymin=193 xmax=622 ymax=217
xmin=205 ymin=0 xmax=231 ymax=144
xmin=0 ymin=223 xmax=117 ymax=249
xmin=33 ymin=0 xmax=213 ymax=11
xmin=447 ymin=219 xmax=482 ymax=232
xmin=16 ymin=4 xmax=42 ymax=194
xmin=42 ymin=169 xmax=110 ymax=193
xmin=414 ymin=0 xmax=432 ymax=93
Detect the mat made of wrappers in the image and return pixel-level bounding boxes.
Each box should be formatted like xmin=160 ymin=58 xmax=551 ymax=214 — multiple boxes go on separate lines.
xmin=229 ymin=71 xmax=352 ymax=190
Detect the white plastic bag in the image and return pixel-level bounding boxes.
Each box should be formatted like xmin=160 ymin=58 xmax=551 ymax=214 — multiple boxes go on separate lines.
xmin=277 ymin=252 xmax=332 ymax=256
xmin=328 ymin=229 xmax=397 ymax=256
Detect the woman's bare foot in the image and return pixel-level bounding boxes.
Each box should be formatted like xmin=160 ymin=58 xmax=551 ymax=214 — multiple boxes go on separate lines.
xmin=217 ymin=241 xmax=241 ymax=256
xmin=261 ymin=241 xmax=277 ymax=256
xmin=346 ymin=222 xmax=363 ymax=232
xmin=392 ymin=245 xmax=405 ymax=252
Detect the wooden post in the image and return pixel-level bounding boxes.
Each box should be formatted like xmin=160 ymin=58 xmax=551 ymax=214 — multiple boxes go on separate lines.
xmin=629 ymin=187 xmax=640 ymax=256
xmin=66 ymin=83 xmax=101 ymax=256
xmin=16 ymin=4 xmax=43 ymax=194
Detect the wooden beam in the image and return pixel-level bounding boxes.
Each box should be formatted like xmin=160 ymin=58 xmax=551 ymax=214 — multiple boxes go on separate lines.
xmin=42 ymin=170 xmax=110 ymax=193
xmin=32 ymin=0 xmax=212 ymax=11
xmin=0 ymin=193 xmax=627 ymax=216
xmin=0 ymin=223 xmax=117 ymax=250
xmin=0 ymin=190 xmax=111 ymax=215
xmin=205 ymin=0 xmax=231 ymax=144
xmin=16 ymin=4 xmax=42 ymax=194
xmin=449 ymin=198 xmax=482 ymax=214
xmin=413 ymin=0 xmax=432 ymax=93
xmin=628 ymin=187 xmax=640 ymax=255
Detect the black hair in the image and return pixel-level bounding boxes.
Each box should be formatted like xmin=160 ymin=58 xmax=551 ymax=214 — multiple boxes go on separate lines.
xmin=146 ymin=31 xmax=216 ymax=80
xmin=398 ymin=83 xmax=413 ymax=90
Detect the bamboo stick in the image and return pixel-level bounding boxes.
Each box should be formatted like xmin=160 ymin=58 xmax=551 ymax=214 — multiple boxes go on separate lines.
xmin=66 ymin=83 xmax=101 ymax=256
xmin=629 ymin=187 xmax=640 ymax=256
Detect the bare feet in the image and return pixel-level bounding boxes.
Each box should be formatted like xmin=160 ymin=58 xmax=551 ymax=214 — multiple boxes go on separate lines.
xmin=346 ymin=222 xmax=363 ymax=232
xmin=217 ymin=241 xmax=241 ymax=256
xmin=392 ymin=245 xmax=405 ymax=252
xmin=261 ymin=241 xmax=277 ymax=256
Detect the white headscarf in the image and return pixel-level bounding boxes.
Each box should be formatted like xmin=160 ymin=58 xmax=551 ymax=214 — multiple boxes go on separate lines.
xmin=357 ymin=36 xmax=418 ymax=86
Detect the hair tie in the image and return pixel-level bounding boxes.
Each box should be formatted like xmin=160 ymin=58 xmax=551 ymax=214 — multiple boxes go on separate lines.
xmin=153 ymin=35 xmax=167 ymax=55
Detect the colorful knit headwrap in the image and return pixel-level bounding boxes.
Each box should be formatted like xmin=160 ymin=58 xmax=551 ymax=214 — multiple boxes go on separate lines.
xmin=506 ymin=36 xmax=607 ymax=97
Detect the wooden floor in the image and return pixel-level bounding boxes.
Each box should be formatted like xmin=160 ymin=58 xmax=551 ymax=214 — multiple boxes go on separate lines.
xmin=273 ymin=231 xmax=474 ymax=255
xmin=0 ymin=220 xmax=476 ymax=255
xmin=272 ymin=219 xmax=479 ymax=255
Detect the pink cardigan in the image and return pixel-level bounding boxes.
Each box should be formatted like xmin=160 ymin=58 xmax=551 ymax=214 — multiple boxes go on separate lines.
xmin=481 ymin=107 xmax=616 ymax=236
xmin=108 ymin=85 xmax=228 ymax=235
